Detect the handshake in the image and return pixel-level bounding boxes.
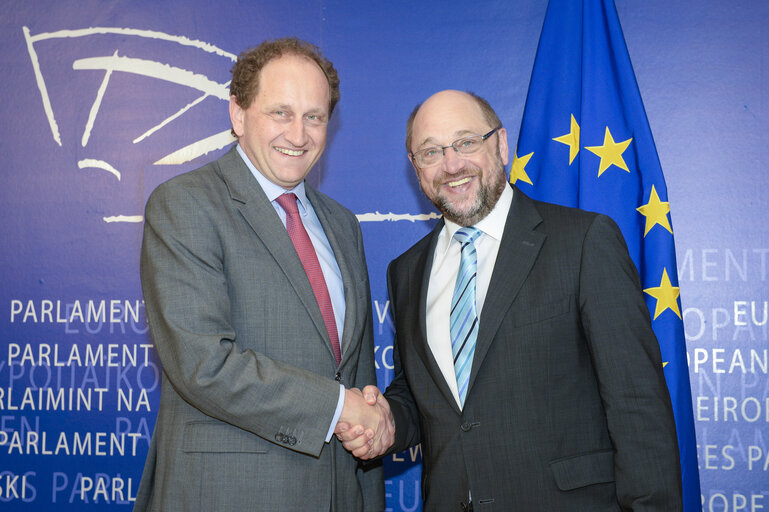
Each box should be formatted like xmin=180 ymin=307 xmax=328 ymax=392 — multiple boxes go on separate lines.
xmin=335 ymin=386 xmax=395 ymax=460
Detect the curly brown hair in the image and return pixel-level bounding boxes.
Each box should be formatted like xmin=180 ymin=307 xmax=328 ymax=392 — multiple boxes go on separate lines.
xmin=230 ymin=37 xmax=340 ymax=116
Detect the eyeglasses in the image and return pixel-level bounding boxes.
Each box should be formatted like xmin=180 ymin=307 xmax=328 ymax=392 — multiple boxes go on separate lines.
xmin=410 ymin=126 xmax=501 ymax=168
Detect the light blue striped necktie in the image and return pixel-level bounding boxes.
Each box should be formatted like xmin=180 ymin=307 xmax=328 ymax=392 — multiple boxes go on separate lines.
xmin=450 ymin=226 xmax=482 ymax=406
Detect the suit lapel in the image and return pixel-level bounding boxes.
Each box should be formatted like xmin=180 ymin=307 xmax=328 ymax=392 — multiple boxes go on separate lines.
xmin=216 ymin=148 xmax=333 ymax=360
xmin=468 ymin=186 xmax=545 ymax=396
xmin=412 ymin=220 xmax=464 ymax=415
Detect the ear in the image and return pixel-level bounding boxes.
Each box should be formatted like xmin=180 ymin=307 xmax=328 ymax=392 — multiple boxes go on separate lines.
xmin=407 ymin=152 xmax=415 ymax=169
xmin=497 ymin=127 xmax=510 ymax=166
xmin=407 ymin=153 xmax=421 ymax=177
xmin=229 ymin=95 xmax=245 ymax=137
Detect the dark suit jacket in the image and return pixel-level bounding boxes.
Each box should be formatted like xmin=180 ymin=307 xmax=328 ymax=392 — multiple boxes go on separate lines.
xmin=384 ymin=185 xmax=682 ymax=511
xmin=134 ymin=147 xmax=383 ymax=512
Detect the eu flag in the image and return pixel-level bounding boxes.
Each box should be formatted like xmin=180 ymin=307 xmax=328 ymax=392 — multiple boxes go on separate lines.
xmin=513 ymin=0 xmax=700 ymax=509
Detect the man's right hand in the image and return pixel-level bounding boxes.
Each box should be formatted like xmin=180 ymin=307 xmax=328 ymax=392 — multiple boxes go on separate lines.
xmin=335 ymin=385 xmax=394 ymax=460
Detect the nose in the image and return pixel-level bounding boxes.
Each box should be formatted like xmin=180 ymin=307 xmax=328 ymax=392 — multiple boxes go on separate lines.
xmin=285 ymin=117 xmax=308 ymax=147
xmin=442 ymin=146 xmax=464 ymax=174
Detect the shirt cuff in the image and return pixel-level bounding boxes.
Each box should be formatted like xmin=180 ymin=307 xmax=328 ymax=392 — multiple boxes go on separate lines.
xmin=325 ymin=383 xmax=346 ymax=442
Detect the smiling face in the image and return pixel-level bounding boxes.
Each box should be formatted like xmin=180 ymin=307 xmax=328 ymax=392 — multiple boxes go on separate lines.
xmin=229 ymin=53 xmax=330 ymax=189
xmin=408 ymin=90 xmax=509 ymax=226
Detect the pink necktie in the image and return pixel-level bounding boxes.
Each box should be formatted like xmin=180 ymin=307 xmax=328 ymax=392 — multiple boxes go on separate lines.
xmin=275 ymin=193 xmax=341 ymax=365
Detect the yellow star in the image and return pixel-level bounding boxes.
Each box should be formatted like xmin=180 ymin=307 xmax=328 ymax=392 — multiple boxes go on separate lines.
xmin=584 ymin=127 xmax=632 ymax=177
xmin=662 ymin=361 xmax=669 ymax=368
xmin=553 ymin=114 xmax=580 ymax=165
xmin=510 ymin=150 xmax=534 ymax=185
xmin=636 ymin=185 xmax=672 ymax=236
xmin=643 ymin=268 xmax=681 ymax=320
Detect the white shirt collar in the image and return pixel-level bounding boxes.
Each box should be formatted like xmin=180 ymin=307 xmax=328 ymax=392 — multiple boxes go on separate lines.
xmin=438 ymin=184 xmax=514 ymax=253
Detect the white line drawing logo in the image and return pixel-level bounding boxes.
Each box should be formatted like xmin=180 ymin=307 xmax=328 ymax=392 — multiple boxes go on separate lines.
xmin=25 ymin=26 xmax=436 ymax=224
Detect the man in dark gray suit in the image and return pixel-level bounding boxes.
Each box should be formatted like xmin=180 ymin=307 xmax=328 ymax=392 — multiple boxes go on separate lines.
xmin=135 ymin=38 xmax=391 ymax=512
xmin=338 ymin=90 xmax=682 ymax=511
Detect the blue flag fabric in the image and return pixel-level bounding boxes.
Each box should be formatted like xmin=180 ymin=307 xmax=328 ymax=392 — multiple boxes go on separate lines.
xmin=513 ymin=0 xmax=700 ymax=509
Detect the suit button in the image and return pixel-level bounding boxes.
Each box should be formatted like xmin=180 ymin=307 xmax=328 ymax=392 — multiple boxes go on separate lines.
xmin=334 ymin=372 xmax=343 ymax=383
xmin=275 ymin=433 xmax=283 ymax=442
xmin=288 ymin=436 xmax=297 ymax=446
xmin=460 ymin=422 xmax=472 ymax=432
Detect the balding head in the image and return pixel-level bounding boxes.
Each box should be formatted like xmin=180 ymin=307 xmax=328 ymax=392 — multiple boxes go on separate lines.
xmin=406 ymin=90 xmax=503 ymax=154
xmin=404 ymin=90 xmax=509 ymax=226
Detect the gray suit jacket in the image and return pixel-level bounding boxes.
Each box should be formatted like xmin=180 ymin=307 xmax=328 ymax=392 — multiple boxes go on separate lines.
xmin=384 ymin=185 xmax=682 ymax=511
xmin=134 ymin=147 xmax=384 ymax=512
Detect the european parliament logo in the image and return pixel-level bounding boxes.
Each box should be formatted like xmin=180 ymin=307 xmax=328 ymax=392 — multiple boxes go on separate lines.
xmin=24 ymin=25 xmax=437 ymax=226
xmin=24 ymin=26 xmax=237 ymax=224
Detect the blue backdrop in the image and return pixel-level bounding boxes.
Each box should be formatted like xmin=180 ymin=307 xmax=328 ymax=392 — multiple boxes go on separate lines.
xmin=1 ymin=1 xmax=767 ymax=510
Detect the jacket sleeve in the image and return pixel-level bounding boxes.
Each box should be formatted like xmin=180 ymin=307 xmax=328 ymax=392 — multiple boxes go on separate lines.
xmin=578 ymin=214 xmax=683 ymax=510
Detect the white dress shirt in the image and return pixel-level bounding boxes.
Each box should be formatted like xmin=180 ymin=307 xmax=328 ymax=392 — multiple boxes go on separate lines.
xmin=425 ymin=185 xmax=514 ymax=409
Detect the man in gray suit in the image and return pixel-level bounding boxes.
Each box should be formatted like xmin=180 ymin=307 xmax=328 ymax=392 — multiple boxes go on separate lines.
xmin=338 ymin=90 xmax=682 ymax=511
xmin=135 ymin=38 xmax=391 ymax=512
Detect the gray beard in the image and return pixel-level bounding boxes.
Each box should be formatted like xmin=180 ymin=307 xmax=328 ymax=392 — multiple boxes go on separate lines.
xmin=431 ymin=163 xmax=507 ymax=227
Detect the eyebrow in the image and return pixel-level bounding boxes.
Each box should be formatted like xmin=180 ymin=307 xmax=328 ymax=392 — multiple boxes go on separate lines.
xmin=267 ymin=103 xmax=292 ymax=110
xmin=415 ymin=129 xmax=479 ymax=149
xmin=263 ymin=104 xmax=328 ymax=115
xmin=305 ymin=107 xmax=328 ymax=116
